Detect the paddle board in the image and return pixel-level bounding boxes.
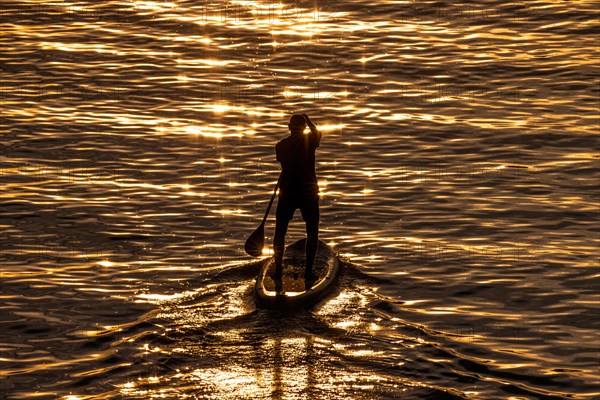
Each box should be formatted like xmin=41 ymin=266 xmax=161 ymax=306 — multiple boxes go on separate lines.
xmin=255 ymin=239 xmax=339 ymax=309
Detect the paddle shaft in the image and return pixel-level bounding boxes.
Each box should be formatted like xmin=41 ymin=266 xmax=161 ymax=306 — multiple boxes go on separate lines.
xmin=261 ymin=174 xmax=281 ymax=225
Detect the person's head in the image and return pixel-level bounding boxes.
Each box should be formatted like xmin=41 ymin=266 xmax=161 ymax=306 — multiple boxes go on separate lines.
xmin=288 ymin=114 xmax=306 ymax=135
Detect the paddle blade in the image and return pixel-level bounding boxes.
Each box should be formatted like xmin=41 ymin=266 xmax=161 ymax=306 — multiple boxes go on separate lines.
xmin=244 ymin=224 xmax=265 ymax=257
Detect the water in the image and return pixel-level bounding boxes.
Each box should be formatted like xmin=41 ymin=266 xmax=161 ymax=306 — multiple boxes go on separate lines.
xmin=1 ymin=0 xmax=599 ymax=398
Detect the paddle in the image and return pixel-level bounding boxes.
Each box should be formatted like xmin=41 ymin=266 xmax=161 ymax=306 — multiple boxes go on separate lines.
xmin=245 ymin=174 xmax=281 ymax=257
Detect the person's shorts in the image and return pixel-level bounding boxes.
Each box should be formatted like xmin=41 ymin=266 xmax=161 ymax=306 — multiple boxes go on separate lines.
xmin=276 ymin=194 xmax=319 ymax=223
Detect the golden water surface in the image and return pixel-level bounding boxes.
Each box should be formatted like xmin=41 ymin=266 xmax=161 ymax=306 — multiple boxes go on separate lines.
xmin=1 ymin=0 xmax=599 ymax=398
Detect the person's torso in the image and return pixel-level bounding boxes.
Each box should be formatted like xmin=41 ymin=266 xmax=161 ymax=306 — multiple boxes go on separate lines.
xmin=276 ymin=134 xmax=318 ymax=195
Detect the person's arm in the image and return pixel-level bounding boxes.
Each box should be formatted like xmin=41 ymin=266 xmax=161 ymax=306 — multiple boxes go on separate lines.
xmin=275 ymin=142 xmax=281 ymax=162
xmin=302 ymin=114 xmax=322 ymax=146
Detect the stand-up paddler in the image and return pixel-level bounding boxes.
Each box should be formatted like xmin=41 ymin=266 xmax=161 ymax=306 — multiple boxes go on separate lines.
xmin=272 ymin=114 xmax=322 ymax=289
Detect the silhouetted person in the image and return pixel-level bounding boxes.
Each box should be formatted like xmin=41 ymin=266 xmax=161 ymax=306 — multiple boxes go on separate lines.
xmin=272 ymin=114 xmax=322 ymax=288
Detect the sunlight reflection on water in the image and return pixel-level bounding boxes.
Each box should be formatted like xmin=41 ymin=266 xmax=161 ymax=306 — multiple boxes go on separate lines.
xmin=2 ymin=0 xmax=599 ymax=398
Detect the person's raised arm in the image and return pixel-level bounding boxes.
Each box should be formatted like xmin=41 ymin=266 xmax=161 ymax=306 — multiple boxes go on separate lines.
xmin=302 ymin=114 xmax=322 ymax=145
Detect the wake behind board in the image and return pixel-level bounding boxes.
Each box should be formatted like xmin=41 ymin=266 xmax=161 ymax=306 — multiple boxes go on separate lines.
xmin=255 ymin=239 xmax=339 ymax=309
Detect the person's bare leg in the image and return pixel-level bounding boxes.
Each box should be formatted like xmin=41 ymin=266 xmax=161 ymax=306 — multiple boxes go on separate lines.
xmin=273 ymin=217 xmax=289 ymax=279
xmin=305 ymin=220 xmax=318 ymax=279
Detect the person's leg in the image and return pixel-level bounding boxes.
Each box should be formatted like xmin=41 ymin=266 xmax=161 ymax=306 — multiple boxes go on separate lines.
xmin=305 ymin=220 xmax=318 ymax=272
xmin=273 ymin=217 xmax=289 ymax=278
xmin=300 ymin=195 xmax=320 ymax=278
xmin=273 ymin=195 xmax=293 ymax=279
